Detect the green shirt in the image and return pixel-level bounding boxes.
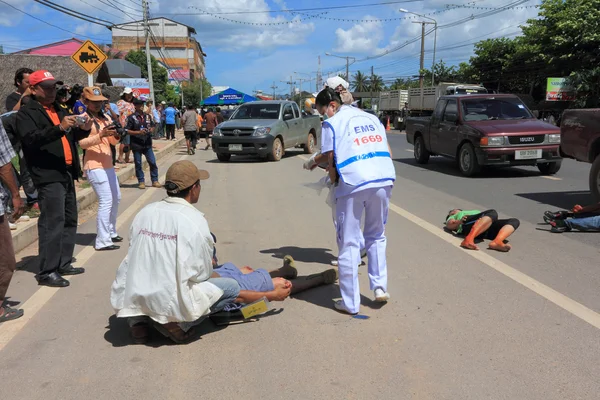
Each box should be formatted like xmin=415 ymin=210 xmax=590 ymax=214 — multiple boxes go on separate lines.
xmin=447 ymin=210 xmax=481 ymax=234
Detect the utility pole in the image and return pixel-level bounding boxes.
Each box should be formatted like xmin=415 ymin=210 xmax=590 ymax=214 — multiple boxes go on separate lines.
xmin=317 ymin=55 xmax=322 ymax=91
xmin=414 ymin=21 xmax=426 ymax=90
xmin=370 ymin=66 xmax=374 ymax=110
xmin=280 ymin=76 xmax=296 ymax=99
xmin=270 ymin=81 xmax=278 ymax=99
xmin=142 ymin=0 xmax=155 ymax=105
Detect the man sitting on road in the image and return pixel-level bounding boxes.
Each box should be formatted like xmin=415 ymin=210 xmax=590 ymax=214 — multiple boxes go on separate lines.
xmin=110 ymin=161 xmax=292 ymax=344
xmin=544 ymin=202 xmax=600 ymax=233
xmin=445 ymin=209 xmax=520 ymax=252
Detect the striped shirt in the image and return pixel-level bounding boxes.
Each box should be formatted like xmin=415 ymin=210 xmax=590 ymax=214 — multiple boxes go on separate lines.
xmin=0 ymin=119 xmax=17 ymax=217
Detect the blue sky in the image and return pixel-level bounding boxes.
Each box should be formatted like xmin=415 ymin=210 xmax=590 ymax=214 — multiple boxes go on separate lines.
xmin=0 ymin=0 xmax=541 ymax=96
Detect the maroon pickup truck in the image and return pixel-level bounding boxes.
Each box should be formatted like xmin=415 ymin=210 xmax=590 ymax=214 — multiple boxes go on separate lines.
xmin=560 ymin=109 xmax=600 ymax=201
xmin=405 ymin=94 xmax=562 ymax=177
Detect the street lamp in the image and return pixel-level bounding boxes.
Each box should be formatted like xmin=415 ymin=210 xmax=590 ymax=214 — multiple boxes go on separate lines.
xmin=400 ymin=8 xmax=437 ymax=86
xmin=324 ymin=52 xmax=356 ymax=82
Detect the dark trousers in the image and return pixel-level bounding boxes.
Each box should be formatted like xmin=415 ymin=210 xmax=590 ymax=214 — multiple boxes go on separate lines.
xmin=461 ymin=210 xmax=520 ymax=239
xmin=110 ymin=144 xmax=116 ymax=166
xmin=133 ymin=148 xmax=159 ymax=184
xmin=36 ymin=179 xmax=78 ymax=278
xmin=0 ymin=215 xmax=16 ymax=301
xmin=166 ymin=124 xmax=175 ymax=140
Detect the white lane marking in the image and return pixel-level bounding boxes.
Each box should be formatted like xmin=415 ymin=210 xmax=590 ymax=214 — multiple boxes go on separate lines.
xmin=298 ymin=154 xmax=600 ymax=330
xmin=541 ymin=176 xmax=562 ymax=181
xmin=0 ymin=155 xmax=186 ymax=351
xmin=405 ymin=149 xmax=414 ymax=152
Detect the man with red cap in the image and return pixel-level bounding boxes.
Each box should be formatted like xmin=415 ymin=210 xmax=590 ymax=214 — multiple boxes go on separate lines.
xmin=16 ymin=70 xmax=94 ymax=288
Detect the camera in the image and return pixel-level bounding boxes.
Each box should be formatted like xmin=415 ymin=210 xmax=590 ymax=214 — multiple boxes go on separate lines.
xmin=107 ymin=119 xmax=125 ymax=136
xmin=75 ymin=115 xmax=87 ymax=126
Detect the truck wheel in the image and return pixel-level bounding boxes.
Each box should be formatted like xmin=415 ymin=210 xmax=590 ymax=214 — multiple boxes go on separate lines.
xmin=304 ymin=132 xmax=316 ymax=154
xmin=538 ymin=161 xmax=562 ymax=175
xmin=268 ymin=137 xmax=283 ymax=161
xmin=414 ymin=136 xmax=430 ymax=164
xmin=217 ymin=153 xmax=231 ymax=162
xmin=590 ymin=155 xmax=600 ymax=202
xmin=458 ymin=143 xmax=481 ymax=177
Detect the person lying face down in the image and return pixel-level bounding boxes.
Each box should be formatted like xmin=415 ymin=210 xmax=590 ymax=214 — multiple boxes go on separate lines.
xmin=445 ymin=209 xmax=520 ymax=252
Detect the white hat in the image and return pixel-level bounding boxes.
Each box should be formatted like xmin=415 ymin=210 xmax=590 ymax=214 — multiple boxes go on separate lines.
xmin=326 ymin=76 xmax=349 ymax=90
xmin=120 ymin=87 xmax=133 ymax=96
xmin=161 ymin=101 xmax=166 ymax=105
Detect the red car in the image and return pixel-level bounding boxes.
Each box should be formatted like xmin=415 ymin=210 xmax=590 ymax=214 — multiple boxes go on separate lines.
xmin=405 ymin=94 xmax=562 ymax=176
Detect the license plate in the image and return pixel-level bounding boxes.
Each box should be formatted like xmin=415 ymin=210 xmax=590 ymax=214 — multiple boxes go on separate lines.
xmin=229 ymin=144 xmax=242 ymax=151
xmin=515 ymin=149 xmax=542 ymax=160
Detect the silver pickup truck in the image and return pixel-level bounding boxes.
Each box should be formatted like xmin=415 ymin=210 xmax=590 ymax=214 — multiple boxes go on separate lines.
xmin=211 ymin=100 xmax=321 ymax=162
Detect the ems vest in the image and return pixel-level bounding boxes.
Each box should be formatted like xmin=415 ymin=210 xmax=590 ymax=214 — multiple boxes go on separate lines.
xmin=324 ymin=105 xmax=395 ymax=187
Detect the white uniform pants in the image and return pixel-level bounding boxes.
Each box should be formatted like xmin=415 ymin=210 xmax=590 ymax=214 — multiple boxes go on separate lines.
xmin=87 ymin=168 xmax=121 ymax=249
xmin=336 ymin=186 xmax=391 ymax=313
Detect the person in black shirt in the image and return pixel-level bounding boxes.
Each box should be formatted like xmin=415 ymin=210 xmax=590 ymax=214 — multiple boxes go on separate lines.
xmin=126 ymin=98 xmax=160 ymax=190
xmin=5 ymin=68 xmax=33 ymax=112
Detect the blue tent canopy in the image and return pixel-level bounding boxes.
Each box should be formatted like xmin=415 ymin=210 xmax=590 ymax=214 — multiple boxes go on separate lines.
xmin=200 ymin=88 xmax=258 ymax=106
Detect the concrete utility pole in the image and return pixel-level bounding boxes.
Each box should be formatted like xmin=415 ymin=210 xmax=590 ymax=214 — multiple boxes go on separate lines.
xmin=317 ymin=55 xmax=322 ymax=91
xmin=281 ymin=76 xmax=296 ymax=98
xmin=411 ymin=19 xmax=435 ymax=89
xmin=370 ymin=65 xmax=374 ymax=109
xmin=325 ymin=53 xmax=355 ymax=83
xmin=142 ymin=0 xmax=155 ymax=105
xmin=270 ymin=82 xmax=278 ymax=99
xmin=401 ymin=9 xmax=438 ymax=86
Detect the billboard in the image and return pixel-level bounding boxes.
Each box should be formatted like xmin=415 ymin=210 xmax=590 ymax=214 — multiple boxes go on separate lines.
xmin=111 ymin=78 xmax=150 ymax=98
xmin=218 ymin=93 xmax=243 ymax=101
xmin=546 ymin=78 xmax=576 ymax=101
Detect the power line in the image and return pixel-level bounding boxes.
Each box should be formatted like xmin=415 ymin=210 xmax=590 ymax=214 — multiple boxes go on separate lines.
xmin=33 ymin=0 xmax=114 ymax=27
xmin=164 ymin=1 xmax=425 ymax=15
xmin=187 ymin=7 xmax=325 ymax=26
xmin=0 ymin=0 xmax=110 ymax=42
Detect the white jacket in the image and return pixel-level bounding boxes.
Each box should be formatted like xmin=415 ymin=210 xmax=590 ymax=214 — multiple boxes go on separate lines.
xmin=110 ymin=197 xmax=224 ymax=324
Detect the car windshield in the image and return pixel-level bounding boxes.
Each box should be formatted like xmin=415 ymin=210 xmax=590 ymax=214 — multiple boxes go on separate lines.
xmin=461 ymin=97 xmax=534 ymax=121
xmin=231 ymin=104 xmax=280 ymax=120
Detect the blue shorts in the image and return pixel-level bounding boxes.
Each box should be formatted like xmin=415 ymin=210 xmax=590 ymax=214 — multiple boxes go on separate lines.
xmin=120 ymin=134 xmax=130 ymax=145
xmin=214 ymin=263 xmax=274 ymax=292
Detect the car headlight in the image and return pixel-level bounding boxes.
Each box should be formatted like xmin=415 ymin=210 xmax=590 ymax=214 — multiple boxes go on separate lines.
xmin=481 ymin=136 xmax=505 ymax=146
xmin=548 ymin=133 xmax=561 ymax=143
xmin=253 ymin=127 xmax=271 ymax=136
xmin=213 ymin=127 xmax=222 ymax=137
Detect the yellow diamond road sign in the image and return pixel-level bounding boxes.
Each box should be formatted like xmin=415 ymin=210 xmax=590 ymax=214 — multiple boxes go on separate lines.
xmin=71 ymin=40 xmax=107 ymax=75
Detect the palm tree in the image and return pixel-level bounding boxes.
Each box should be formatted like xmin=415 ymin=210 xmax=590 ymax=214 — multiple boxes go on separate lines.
xmin=352 ymin=71 xmax=369 ymax=92
xmin=370 ymin=74 xmax=385 ymax=92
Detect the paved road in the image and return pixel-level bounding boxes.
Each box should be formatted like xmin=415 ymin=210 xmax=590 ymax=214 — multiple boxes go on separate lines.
xmin=1 ymin=138 xmax=599 ymax=399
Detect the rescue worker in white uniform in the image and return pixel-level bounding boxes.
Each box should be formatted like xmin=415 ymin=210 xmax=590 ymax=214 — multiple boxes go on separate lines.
xmin=312 ymin=87 xmax=396 ymax=314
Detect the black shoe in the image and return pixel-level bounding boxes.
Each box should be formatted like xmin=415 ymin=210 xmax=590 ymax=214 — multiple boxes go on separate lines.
xmin=96 ymin=245 xmax=120 ymax=251
xmin=37 ymin=272 xmax=70 ymax=287
xmin=58 ymin=265 xmax=86 ymax=275
xmin=111 ymin=236 xmax=123 ymax=243
xmin=549 ymin=219 xmax=571 ymax=233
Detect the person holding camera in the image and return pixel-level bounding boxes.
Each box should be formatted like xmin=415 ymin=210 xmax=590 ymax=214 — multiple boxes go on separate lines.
xmin=16 ymin=70 xmax=93 ymax=288
xmin=126 ymin=98 xmax=160 ymax=190
xmin=79 ymin=87 xmax=122 ymax=251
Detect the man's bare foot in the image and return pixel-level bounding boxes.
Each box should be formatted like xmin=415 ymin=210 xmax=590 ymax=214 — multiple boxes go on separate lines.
xmin=460 ymin=239 xmax=479 ymax=250
xmin=488 ymin=241 xmax=512 ymax=252
xmin=278 ymin=255 xmax=298 ymax=279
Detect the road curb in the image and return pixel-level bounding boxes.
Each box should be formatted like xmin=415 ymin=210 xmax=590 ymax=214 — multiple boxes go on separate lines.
xmin=11 ymin=137 xmax=186 ymax=254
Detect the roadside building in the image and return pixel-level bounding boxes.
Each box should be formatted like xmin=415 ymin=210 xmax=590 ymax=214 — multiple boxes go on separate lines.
xmin=111 ymin=17 xmax=206 ymax=83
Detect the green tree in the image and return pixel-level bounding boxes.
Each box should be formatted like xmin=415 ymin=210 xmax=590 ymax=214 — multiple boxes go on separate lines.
xmin=352 ymin=71 xmax=369 ymax=92
xmin=369 ymin=74 xmax=385 ymax=92
xmin=181 ymin=78 xmax=212 ymax=107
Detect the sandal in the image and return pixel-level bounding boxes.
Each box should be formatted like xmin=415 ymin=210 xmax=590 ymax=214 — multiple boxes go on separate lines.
xmin=152 ymin=321 xmax=197 ymax=344
xmin=0 ymin=305 xmax=24 ymax=323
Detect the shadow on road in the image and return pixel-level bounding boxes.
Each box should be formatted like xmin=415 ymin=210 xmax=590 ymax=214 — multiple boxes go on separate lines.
xmin=104 ymin=314 xmax=231 ymax=347
xmin=515 ymin=190 xmax=593 ymax=210
xmin=260 ymin=246 xmax=337 ymax=265
xmin=292 ymin=282 xmax=385 ymax=312
xmin=394 ymin=157 xmax=543 ymax=179
xmin=205 ymin=150 xmax=305 ymax=164
xmin=15 ymin=255 xmax=38 ymax=274
xmin=75 ymin=232 xmax=96 ymax=246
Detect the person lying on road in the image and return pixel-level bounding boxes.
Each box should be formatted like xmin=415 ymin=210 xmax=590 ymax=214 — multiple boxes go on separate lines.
xmin=110 ymin=161 xmax=292 ymax=345
xmin=544 ymin=202 xmax=600 ymax=233
xmin=445 ymin=209 xmax=520 ymax=252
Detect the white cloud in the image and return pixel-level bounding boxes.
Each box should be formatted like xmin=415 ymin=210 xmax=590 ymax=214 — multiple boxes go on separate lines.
xmin=154 ymin=0 xmax=315 ymax=51
xmin=0 ymin=0 xmax=33 ymax=27
xmin=74 ymin=22 xmax=109 ymax=36
xmin=333 ymin=16 xmax=384 ymax=54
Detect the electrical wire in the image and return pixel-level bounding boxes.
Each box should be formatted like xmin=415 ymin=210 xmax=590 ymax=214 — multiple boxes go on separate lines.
xmin=33 ymin=0 xmax=114 ymax=27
